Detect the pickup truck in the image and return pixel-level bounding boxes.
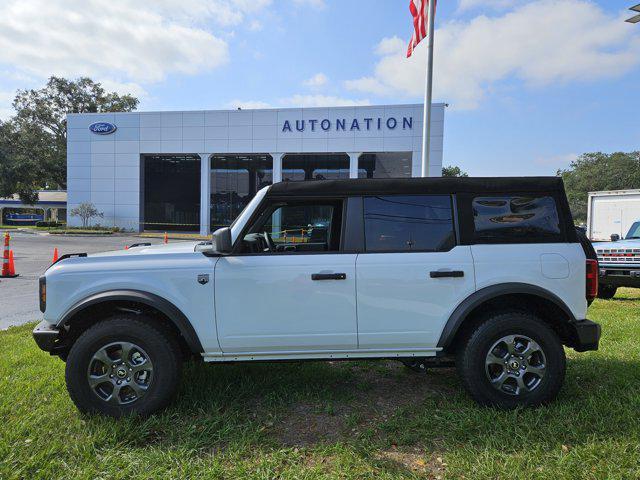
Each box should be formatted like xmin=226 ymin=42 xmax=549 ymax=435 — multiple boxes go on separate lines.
xmin=594 ymin=220 xmax=640 ymax=299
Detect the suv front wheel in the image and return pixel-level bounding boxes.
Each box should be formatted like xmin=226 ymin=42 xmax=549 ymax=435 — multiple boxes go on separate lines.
xmin=457 ymin=311 xmax=566 ymax=409
xmin=65 ymin=314 xmax=182 ymax=417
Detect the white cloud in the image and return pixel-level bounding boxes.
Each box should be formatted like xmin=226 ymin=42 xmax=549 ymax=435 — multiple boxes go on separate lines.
xmin=346 ymin=0 xmax=640 ymax=110
xmin=226 ymin=94 xmax=371 ymax=109
xmin=248 ymin=20 xmax=263 ymax=31
xmin=303 ymin=73 xmax=328 ymax=88
xmin=0 ymin=90 xmax=15 ymax=120
xmin=151 ymin=0 xmax=272 ymax=26
xmin=292 ymin=0 xmax=326 ymax=9
xmin=457 ymin=0 xmax=520 ymax=12
xmin=0 ymin=0 xmax=274 ymax=89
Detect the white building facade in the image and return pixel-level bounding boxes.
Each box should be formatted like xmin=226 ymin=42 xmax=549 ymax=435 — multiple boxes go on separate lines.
xmin=67 ymin=103 xmax=445 ymax=234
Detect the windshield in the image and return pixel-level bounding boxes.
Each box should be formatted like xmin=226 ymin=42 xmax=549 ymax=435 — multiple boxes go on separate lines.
xmin=230 ymin=186 xmax=270 ymax=243
xmin=626 ymin=221 xmax=640 ymax=239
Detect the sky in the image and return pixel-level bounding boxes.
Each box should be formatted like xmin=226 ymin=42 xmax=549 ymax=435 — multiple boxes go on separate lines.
xmin=0 ymin=0 xmax=638 ymax=176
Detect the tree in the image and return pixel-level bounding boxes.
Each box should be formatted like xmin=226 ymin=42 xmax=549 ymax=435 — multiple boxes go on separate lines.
xmin=0 ymin=76 xmax=139 ymax=202
xmin=558 ymin=151 xmax=640 ymax=222
xmin=442 ymin=165 xmax=469 ymax=177
xmin=70 ymin=202 xmax=104 ymax=228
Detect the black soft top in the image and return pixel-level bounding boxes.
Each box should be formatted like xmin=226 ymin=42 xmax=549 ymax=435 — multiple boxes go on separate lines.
xmin=266 ymin=176 xmax=566 ymax=197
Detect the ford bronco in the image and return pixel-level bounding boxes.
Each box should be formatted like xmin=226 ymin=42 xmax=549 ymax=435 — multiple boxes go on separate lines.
xmin=33 ymin=177 xmax=601 ymax=416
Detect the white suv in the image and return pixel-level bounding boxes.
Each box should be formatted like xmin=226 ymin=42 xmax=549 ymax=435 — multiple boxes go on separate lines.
xmin=33 ymin=177 xmax=601 ymax=417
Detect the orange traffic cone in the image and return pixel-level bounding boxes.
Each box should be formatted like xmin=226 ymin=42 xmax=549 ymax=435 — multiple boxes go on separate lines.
xmin=1 ymin=233 xmax=18 ymax=278
xmin=163 ymin=232 xmax=168 ymax=244
xmin=52 ymin=247 xmax=59 ymax=263
xmin=8 ymin=250 xmax=16 ymax=276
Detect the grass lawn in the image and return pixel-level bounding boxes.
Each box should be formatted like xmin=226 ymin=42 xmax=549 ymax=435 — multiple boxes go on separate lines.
xmin=1 ymin=291 xmax=639 ymax=479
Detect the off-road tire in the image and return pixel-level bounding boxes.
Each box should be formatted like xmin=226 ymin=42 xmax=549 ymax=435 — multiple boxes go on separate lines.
xmin=66 ymin=314 xmax=182 ymax=417
xmin=597 ymin=285 xmax=617 ymax=300
xmin=456 ymin=311 xmax=566 ymax=409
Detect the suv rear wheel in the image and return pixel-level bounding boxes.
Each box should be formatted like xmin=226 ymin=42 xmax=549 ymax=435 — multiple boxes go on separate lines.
xmin=456 ymin=311 xmax=566 ymax=409
xmin=65 ymin=314 xmax=182 ymax=417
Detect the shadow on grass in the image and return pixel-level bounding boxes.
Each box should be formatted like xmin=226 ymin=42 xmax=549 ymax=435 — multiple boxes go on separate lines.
xmin=85 ymin=352 xmax=639 ymax=462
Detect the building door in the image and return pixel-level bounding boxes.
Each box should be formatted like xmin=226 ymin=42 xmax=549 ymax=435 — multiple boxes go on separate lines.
xmin=214 ymin=199 xmax=358 ymax=353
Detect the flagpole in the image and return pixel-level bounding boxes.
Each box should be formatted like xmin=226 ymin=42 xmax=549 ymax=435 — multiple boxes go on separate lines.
xmin=421 ymin=0 xmax=436 ymax=178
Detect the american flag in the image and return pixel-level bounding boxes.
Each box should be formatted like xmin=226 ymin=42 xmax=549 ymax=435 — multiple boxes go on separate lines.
xmin=407 ymin=0 xmax=435 ymax=58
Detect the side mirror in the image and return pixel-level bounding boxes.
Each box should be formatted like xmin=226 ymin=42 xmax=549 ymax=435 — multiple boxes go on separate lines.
xmin=211 ymin=227 xmax=232 ymax=254
xmin=610 ymin=234 xmax=620 ymax=242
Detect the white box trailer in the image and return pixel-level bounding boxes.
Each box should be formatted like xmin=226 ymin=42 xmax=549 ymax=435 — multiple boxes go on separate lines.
xmin=587 ymin=189 xmax=640 ymax=241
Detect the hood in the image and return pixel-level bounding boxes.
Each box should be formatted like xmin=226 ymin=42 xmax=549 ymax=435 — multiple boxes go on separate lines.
xmin=89 ymin=241 xmax=207 ymax=258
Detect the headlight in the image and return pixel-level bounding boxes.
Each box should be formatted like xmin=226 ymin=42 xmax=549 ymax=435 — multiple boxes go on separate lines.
xmin=39 ymin=276 xmax=46 ymax=313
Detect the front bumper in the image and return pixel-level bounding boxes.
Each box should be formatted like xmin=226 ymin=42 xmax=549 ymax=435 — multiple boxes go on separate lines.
xmin=568 ymin=319 xmax=601 ymax=352
xmin=599 ymin=266 xmax=640 ymax=288
xmin=32 ymin=320 xmax=62 ymax=353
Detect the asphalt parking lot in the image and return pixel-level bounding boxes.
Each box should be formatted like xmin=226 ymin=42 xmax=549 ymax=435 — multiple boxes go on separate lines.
xmin=0 ymin=231 xmax=169 ymax=329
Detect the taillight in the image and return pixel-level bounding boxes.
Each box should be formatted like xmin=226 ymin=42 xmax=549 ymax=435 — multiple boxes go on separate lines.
xmin=586 ymin=259 xmax=598 ymax=302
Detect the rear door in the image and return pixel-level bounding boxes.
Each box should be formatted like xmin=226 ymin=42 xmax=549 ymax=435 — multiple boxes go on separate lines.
xmin=355 ymin=195 xmax=476 ymax=350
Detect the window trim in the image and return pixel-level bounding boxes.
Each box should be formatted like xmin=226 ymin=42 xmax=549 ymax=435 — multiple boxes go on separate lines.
xmin=231 ymin=195 xmax=347 ymax=256
xmin=361 ymin=194 xmax=458 ymax=254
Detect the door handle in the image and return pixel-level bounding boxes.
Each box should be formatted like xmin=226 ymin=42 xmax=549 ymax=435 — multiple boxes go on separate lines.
xmin=311 ymin=273 xmax=347 ymax=280
xmin=430 ymin=270 xmax=464 ymax=278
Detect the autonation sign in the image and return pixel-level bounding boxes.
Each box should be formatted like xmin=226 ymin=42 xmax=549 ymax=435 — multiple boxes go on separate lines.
xmin=282 ymin=116 xmax=413 ymax=133
xmin=89 ymin=122 xmax=117 ymax=135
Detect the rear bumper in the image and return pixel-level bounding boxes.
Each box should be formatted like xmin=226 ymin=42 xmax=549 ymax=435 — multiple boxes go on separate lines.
xmin=568 ymin=319 xmax=601 ymax=352
xmin=599 ymin=266 xmax=640 ymax=288
xmin=32 ymin=320 xmax=61 ymax=353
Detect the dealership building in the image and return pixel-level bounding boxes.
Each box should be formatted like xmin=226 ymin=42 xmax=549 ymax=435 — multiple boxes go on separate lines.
xmin=66 ymin=103 xmax=445 ymax=234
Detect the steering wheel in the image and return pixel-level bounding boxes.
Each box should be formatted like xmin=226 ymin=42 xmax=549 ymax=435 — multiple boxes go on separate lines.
xmin=262 ymin=231 xmax=275 ymax=252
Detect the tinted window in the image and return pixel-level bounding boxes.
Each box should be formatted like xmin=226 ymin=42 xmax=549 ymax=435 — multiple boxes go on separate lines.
xmin=364 ymin=195 xmax=455 ymax=252
xmin=472 ymin=195 xmax=561 ymax=242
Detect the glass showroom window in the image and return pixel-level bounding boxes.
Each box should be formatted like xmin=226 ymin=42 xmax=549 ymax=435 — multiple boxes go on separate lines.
xmin=210 ymin=154 xmax=273 ymax=229
xmin=143 ymin=155 xmax=201 ymax=231
xmin=282 ymin=154 xmax=350 ymax=182
xmin=358 ymin=152 xmax=413 ymax=179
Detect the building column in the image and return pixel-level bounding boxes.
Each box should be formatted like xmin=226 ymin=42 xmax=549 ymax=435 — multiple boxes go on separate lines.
xmin=199 ymin=153 xmax=211 ymax=236
xmin=271 ymin=153 xmax=283 ymax=183
xmin=348 ymin=152 xmax=361 ymax=179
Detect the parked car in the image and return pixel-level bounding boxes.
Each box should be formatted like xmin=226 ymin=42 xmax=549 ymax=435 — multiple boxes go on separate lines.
xmin=593 ymin=220 xmax=640 ymax=299
xmin=33 ymin=177 xmax=601 ymax=417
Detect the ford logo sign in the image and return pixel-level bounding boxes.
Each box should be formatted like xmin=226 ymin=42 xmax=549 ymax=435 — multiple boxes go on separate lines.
xmin=89 ymin=122 xmax=117 ymax=135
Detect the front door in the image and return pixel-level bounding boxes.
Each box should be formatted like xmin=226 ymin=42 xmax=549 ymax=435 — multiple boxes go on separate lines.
xmin=214 ymin=200 xmax=358 ymax=353
xmin=355 ymin=194 xmax=476 ymax=349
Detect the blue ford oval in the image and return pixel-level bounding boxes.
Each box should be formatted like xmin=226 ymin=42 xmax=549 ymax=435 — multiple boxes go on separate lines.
xmin=89 ymin=122 xmax=117 ymax=135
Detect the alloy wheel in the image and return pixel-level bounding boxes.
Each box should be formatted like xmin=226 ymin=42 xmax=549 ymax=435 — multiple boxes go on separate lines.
xmin=484 ymin=334 xmax=546 ymax=396
xmin=86 ymin=341 xmax=154 ymax=405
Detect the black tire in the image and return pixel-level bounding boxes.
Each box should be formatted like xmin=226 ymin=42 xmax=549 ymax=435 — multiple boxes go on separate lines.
xmin=456 ymin=311 xmax=566 ymax=409
xmin=597 ymin=285 xmax=617 ymax=300
xmin=65 ymin=314 xmax=182 ymax=417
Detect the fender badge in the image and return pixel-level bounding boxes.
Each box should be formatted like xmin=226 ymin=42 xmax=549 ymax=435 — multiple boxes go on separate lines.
xmin=197 ymin=274 xmax=209 ymax=285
